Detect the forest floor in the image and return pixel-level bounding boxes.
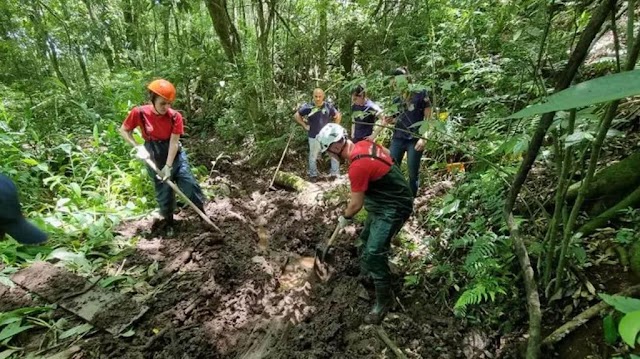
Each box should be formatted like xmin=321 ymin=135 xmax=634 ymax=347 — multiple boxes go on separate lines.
xmin=1 ymin=141 xmax=637 ymax=358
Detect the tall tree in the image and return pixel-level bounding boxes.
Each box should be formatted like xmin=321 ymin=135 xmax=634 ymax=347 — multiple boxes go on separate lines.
xmin=205 ymin=0 xmax=242 ymax=63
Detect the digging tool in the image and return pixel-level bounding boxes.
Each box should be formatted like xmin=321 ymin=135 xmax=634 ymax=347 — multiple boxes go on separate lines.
xmin=268 ymin=130 xmax=294 ymax=191
xmin=141 ymin=156 xmax=222 ymax=233
xmin=313 ymin=223 xmax=341 ymax=281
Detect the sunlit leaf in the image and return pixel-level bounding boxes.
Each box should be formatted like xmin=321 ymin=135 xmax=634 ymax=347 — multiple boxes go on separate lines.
xmin=619 ymin=310 xmax=640 ymax=347
xmin=508 ymin=70 xmax=640 ymax=119
xmin=600 ymin=293 xmax=640 ymax=314
xmin=59 ymin=323 xmax=93 ymax=340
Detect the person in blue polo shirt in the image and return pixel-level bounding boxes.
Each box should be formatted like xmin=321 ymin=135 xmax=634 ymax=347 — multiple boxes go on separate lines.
xmin=350 ymin=85 xmax=385 ymax=143
xmin=0 ymin=174 xmax=48 ymax=245
xmin=294 ymin=88 xmax=342 ymax=182
xmin=386 ymin=67 xmax=432 ymax=197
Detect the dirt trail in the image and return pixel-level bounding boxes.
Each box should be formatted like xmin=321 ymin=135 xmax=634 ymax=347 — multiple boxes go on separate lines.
xmin=67 ymin=158 xmax=485 ymax=359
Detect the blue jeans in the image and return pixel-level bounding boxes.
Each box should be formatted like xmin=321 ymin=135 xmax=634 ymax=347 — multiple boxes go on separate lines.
xmin=308 ymin=137 xmax=339 ymax=177
xmin=145 ymin=143 xmax=205 ymax=218
xmin=389 ymin=137 xmax=422 ymax=197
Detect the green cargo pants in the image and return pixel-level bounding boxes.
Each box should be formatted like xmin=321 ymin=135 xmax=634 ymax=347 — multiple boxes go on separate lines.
xmin=358 ymin=210 xmax=410 ymax=288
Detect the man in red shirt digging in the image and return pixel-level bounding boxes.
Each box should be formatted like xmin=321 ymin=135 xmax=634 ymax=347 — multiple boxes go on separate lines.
xmin=316 ymin=123 xmax=413 ymax=324
xmin=119 ymin=79 xmax=206 ymax=233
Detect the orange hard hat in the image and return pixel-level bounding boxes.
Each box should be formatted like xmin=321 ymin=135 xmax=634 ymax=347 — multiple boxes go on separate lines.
xmin=147 ymin=79 xmax=176 ymax=102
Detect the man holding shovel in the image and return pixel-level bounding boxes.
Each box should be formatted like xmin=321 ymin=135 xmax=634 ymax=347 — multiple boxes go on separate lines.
xmin=119 ymin=79 xmax=206 ymax=233
xmin=316 ymin=123 xmax=413 ymax=324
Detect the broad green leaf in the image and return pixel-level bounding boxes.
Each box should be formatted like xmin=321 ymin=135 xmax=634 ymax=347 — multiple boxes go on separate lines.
xmin=20 ymin=158 xmax=38 ymax=166
xmin=59 ymin=323 xmax=93 ymax=340
xmin=508 ymin=69 xmax=640 ymax=119
xmin=99 ymin=276 xmax=131 ymax=288
xmin=70 ymin=183 xmax=82 ymax=198
xmin=603 ymin=314 xmax=618 ymax=345
xmin=0 ymin=321 xmax=35 ymax=341
xmin=119 ymin=329 xmax=135 ymax=337
xmin=600 ymin=293 xmax=640 ymax=313
xmin=0 ymin=349 xmax=18 ymax=359
xmin=564 ymin=131 xmax=594 ymax=148
xmin=619 ymin=310 xmax=640 ymax=347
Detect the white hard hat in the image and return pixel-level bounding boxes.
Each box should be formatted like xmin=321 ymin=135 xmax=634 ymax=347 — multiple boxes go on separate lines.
xmin=316 ymin=123 xmax=347 ymax=153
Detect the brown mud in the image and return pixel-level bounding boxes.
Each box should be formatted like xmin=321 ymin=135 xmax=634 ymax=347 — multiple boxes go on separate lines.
xmin=15 ymin=149 xmax=614 ymax=359
xmin=49 ymin=153 xmax=491 ymax=359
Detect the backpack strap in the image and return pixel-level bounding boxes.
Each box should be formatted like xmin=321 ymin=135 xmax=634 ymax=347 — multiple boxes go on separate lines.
xmin=352 ymin=142 xmax=393 ymax=167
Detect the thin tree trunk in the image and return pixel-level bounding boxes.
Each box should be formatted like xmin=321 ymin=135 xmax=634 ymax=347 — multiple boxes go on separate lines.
xmin=543 ymin=109 xmax=576 ymax=287
xmin=123 ymin=0 xmax=138 ymax=51
xmin=554 ymin=25 xmax=640 ymax=293
xmin=163 ymin=6 xmax=171 ymax=57
xmin=81 ymin=0 xmax=114 ymax=71
xmin=205 ymin=0 xmax=242 ymax=63
xmin=318 ymin=0 xmax=328 ymax=78
xmin=504 ymin=0 xmax=615 ymax=214
xmin=503 ymin=1 xmax=614 ymax=358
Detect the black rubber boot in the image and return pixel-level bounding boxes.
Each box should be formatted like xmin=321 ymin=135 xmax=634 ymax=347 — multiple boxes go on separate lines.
xmin=152 ymin=214 xmax=175 ymax=236
xmin=364 ymin=285 xmax=392 ymax=325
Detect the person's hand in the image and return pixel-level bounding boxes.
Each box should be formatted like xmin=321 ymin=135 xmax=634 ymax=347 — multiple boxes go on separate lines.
xmin=382 ymin=116 xmax=394 ymax=125
xmin=364 ymin=135 xmax=375 ymax=142
xmin=303 ymin=123 xmax=310 ymax=131
xmin=414 ymin=138 xmax=425 ymax=151
xmin=136 ymin=145 xmax=150 ymax=160
xmin=337 ymin=215 xmax=352 ymax=229
xmin=159 ymin=165 xmax=172 ymax=181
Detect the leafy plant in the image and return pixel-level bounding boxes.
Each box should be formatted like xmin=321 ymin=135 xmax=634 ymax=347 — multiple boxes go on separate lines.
xmin=600 ymin=293 xmax=640 ymax=348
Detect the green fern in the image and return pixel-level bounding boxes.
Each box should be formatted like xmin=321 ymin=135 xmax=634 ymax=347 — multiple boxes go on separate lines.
xmin=463 ymin=234 xmax=499 ymax=277
xmin=454 ymin=279 xmax=507 ymax=316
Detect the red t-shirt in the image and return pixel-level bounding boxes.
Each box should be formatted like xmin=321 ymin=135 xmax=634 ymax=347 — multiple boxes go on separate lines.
xmin=348 ymin=140 xmax=393 ymax=192
xmin=122 ymin=105 xmax=184 ymax=141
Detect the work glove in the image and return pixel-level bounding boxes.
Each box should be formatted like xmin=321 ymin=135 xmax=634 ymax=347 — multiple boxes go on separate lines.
xmin=136 ymin=145 xmax=150 ymax=160
xmin=337 ymin=215 xmax=352 ymax=229
xmin=159 ymin=165 xmax=172 ymax=181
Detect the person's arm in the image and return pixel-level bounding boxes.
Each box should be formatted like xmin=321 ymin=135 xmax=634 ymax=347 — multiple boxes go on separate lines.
xmin=369 ymin=111 xmax=386 ymax=140
xmin=119 ymin=125 xmax=139 ymax=147
xmin=351 ymin=122 xmax=356 ymax=138
xmin=166 ymin=133 xmax=180 ymax=167
xmin=344 ymin=191 xmax=365 ymax=218
xmin=294 ymin=111 xmax=309 ymax=131
xmin=333 ymin=110 xmax=342 ymax=124
xmin=415 ymin=96 xmax=431 ymax=151
xmin=424 ymin=106 xmax=432 ymax=120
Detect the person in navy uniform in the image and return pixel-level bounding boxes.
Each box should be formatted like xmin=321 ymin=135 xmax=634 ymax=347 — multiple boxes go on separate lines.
xmin=350 ymin=85 xmax=385 ymax=143
xmin=0 ymin=174 xmax=48 ymax=245
xmin=294 ymin=88 xmax=342 ymax=182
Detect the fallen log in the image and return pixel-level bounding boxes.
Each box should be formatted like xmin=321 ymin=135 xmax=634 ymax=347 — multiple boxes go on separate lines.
xmin=566 ymin=152 xmax=640 ymax=202
xmin=577 ymin=184 xmax=640 ymax=236
xmin=273 ymin=171 xmax=311 ymax=192
xmin=542 ymin=284 xmax=640 ymax=346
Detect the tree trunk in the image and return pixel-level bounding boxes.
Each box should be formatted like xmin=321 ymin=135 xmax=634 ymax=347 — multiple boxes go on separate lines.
xmin=577 ymin=184 xmax=640 ymax=236
xmin=123 ymin=0 xmax=138 ymax=51
xmin=504 ymin=0 xmax=615 ymax=214
xmin=163 ymin=6 xmax=171 ymax=57
xmin=81 ymin=0 xmax=114 ymax=71
xmin=205 ymin=0 xmax=242 ymax=63
xmin=340 ymin=32 xmax=356 ymax=78
xmin=502 ymin=1 xmax=615 ymax=358
xmin=566 ymin=152 xmax=640 ymax=201
xmin=317 ymin=0 xmax=328 ymax=78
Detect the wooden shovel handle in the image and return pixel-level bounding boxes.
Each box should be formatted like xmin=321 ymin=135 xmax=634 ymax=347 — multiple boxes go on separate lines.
xmin=143 ymin=157 xmax=222 ymax=234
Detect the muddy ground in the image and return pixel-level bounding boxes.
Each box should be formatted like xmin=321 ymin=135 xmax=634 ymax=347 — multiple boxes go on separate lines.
xmin=61 ymin=155 xmax=489 ymax=359
xmin=4 ymin=152 xmax=632 ymax=358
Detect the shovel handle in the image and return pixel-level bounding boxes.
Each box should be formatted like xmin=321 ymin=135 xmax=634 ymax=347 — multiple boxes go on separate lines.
xmin=142 ymin=157 xmax=222 ymax=234
xmin=321 ymin=224 xmax=342 ymax=258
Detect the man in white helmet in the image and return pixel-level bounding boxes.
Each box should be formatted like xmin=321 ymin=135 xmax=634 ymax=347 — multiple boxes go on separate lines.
xmin=316 ymin=123 xmax=413 ymax=324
